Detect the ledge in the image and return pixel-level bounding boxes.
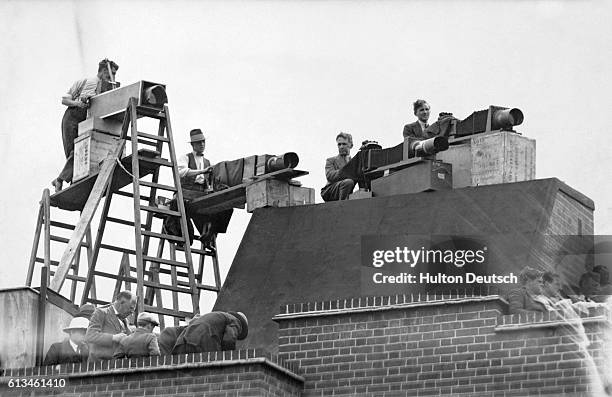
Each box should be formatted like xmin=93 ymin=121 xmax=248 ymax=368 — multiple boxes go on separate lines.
xmin=0 ymin=349 xmax=303 ymax=383
xmin=496 ymin=306 xmax=611 ymax=332
xmin=274 ymin=289 xmax=508 ymax=321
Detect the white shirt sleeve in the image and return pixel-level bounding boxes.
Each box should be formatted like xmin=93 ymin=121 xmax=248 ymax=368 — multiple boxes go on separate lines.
xmin=178 ymin=153 xmax=190 ymax=178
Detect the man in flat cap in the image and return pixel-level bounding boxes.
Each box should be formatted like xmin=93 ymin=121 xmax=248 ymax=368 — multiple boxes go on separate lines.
xmin=52 ymin=59 xmax=119 ymax=193
xmin=85 ymin=290 xmax=135 ymax=361
xmin=43 ymin=317 xmax=90 ymax=366
xmin=113 ymin=312 xmax=160 ymax=358
xmin=172 ymin=311 xmax=248 ymax=354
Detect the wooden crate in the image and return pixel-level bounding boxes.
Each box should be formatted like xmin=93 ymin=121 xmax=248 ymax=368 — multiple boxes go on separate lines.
xmin=73 ymin=131 xmax=123 ymax=182
xmin=371 ymin=159 xmax=452 ymax=197
xmin=436 ymin=131 xmax=535 ymax=188
xmin=246 ymin=179 xmax=315 ymax=212
xmin=77 ymin=116 xmax=123 ymax=136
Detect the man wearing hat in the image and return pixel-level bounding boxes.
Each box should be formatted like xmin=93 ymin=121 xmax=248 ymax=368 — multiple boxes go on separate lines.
xmin=166 ymin=129 xmax=232 ymax=246
xmin=52 ymin=59 xmax=119 ymax=193
xmin=172 ymin=311 xmax=248 ymax=354
xmin=113 ymin=312 xmax=160 ymax=358
xmin=43 ymin=317 xmax=90 ymax=366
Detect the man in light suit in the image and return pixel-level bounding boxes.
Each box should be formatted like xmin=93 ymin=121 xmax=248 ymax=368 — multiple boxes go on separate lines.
xmin=321 ymin=132 xmax=355 ymax=201
xmin=43 ymin=317 xmax=89 ymax=366
xmin=85 ymin=290 xmax=136 ymax=361
xmin=403 ymin=99 xmax=431 ymax=139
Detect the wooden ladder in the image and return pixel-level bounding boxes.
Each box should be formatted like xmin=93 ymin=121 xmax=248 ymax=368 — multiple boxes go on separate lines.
xmin=28 ymin=98 xmax=211 ymax=324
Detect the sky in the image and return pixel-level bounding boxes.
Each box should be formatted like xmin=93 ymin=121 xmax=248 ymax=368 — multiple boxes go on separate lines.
xmin=1 ymin=0 xmax=611 ymax=313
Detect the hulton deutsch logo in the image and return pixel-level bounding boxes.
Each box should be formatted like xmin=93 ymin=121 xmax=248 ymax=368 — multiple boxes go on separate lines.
xmin=360 ymin=234 xmax=518 ymax=295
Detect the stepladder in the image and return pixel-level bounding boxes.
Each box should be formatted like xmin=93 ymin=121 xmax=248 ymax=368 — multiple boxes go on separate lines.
xmin=27 ymin=97 xmax=222 ymax=325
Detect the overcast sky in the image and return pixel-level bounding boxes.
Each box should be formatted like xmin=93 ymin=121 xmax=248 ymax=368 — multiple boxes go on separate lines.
xmin=1 ymin=0 xmax=611 ymax=312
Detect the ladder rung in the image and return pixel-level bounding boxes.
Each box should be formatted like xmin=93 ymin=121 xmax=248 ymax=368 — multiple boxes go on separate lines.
xmin=93 ymin=270 xmax=137 ymax=283
xmin=136 ymin=106 xmax=166 ymax=119
xmin=114 ymin=190 xmax=151 ymax=201
xmin=99 ymin=243 xmax=136 ymax=255
xmin=176 ymin=279 xmax=220 ymax=292
xmin=49 ymin=221 xmax=75 ymax=230
xmin=85 ymin=298 xmax=110 ymax=306
xmin=137 ymin=138 xmax=159 ymax=147
xmin=153 ymin=267 xmax=191 ymax=279
xmin=143 ymin=280 xmax=192 ymax=294
xmin=50 ymin=235 xmax=90 ymax=247
xmin=142 ymin=255 xmax=190 ymax=269
xmin=106 ymin=217 xmax=147 ymax=228
xmin=35 ymin=257 xmax=61 ymax=267
xmin=139 ymin=181 xmax=177 ymax=192
xmin=175 ymin=245 xmax=215 ymax=256
xmin=49 ymin=271 xmax=86 ymax=283
xmin=143 ymin=305 xmax=192 ymax=319
xmin=139 ymin=157 xmax=173 ymax=167
xmin=140 ymin=205 xmax=180 ymax=217
xmin=137 ymin=132 xmax=169 ymax=142
xmin=141 ymin=230 xmax=185 ymax=242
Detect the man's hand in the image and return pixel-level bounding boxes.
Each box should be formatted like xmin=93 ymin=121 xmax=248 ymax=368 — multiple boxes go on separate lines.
xmin=112 ymin=333 xmax=127 ymax=343
xmin=74 ymin=99 xmax=89 ymax=109
xmin=201 ymin=166 xmax=213 ymax=174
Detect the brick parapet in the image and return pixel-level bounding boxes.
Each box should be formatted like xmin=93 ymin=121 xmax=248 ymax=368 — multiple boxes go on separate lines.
xmin=274 ymin=292 xmax=610 ymax=396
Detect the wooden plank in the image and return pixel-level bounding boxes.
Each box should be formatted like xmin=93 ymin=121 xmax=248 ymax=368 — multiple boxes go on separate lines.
xmin=49 ymin=151 xmax=159 ymax=211
xmin=50 ymin=140 xmax=125 ymax=292
xmin=140 ymin=180 xmax=177 ymax=192
xmin=140 ymin=205 xmax=180 ymax=216
xmin=26 ymin=200 xmax=44 ymax=286
xmin=141 ymin=229 xmax=185 ymax=243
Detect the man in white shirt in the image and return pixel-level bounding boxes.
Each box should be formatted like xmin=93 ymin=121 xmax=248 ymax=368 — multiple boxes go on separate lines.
xmin=169 ymin=129 xmax=232 ymax=247
xmin=52 ymin=59 xmax=119 ymax=192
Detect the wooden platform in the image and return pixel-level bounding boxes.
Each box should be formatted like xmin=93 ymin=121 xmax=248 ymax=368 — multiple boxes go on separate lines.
xmin=189 ymin=168 xmax=308 ymax=215
xmin=50 ymin=150 xmax=160 ymax=211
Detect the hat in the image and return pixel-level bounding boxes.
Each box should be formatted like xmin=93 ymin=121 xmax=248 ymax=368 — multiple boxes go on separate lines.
xmin=137 ymin=312 xmax=160 ymax=326
xmin=63 ymin=317 xmax=90 ymax=333
xmin=228 ymin=311 xmax=248 ymax=340
xmin=75 ymin=303 xmax=95 ymax=319
xmin=189 ymin=129 xmax=206 ymax=143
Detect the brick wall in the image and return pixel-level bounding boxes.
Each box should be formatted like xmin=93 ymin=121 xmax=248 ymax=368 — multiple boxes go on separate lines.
xmin=274 ymin=292 xmax=611 ymax=396
xmin=0 ymin=349 xmax=304 ymax=397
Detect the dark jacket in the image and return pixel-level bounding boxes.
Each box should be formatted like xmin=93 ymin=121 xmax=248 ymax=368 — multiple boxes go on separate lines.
xmin=113 ymin=328 xmax=160 ymax=359
xmin=43 ymin=340 xmax=88 ymax=366
xmin=403 ymin=121 xmax=430 ymax=139
xmin=172 ymin=312 xmax=241 ymax=354
xmin=85 ymin=305 xmax=132 ymax=361
xmin=159 ymin=326 xmax=186 ymax=356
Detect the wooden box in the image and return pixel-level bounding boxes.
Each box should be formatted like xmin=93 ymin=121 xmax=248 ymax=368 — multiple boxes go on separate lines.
xmin=73 ymin=131 xmax=123 ymax=182
xmin=255 ymin=154 xmax=273 ymax=176
xmin=77 ymin=117 xmax=123 ymax=136
xmin=242 ymin=155 xmax=257 ymax=181
xmin=246 ymin=179 xmax=315 ymax=212
xmin=436 ymin=130 xmax=535 ymax=188
xmin=371 ymin=159 xmax=452 ymax=197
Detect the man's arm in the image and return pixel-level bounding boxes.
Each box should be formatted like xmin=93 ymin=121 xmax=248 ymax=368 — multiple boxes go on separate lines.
xmin=148 ymin=334 xmax=161 ymax=356
xmin=325 ymin=157 xmax=343 ymax=184
xmin=85 ymin=308 xmax=125 ymax=347
xmin=62 ymin=79 xmax=88 ymax=108
xmin=177 ymin=154 xmax=211 ymax=179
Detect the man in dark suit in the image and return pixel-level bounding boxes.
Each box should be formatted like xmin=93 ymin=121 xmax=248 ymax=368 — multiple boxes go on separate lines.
xmin=321 ymin=132 xmax=355 ymax=201
xmin=85 ymin=290 xmax=136 ymax=361
xmin=403 ymin=99 xmax=431 ymax=139
xmin=172 ymin=311 xmax=248 ymax=354
xmin=43 ymin=317 xmax=90 ymax=366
